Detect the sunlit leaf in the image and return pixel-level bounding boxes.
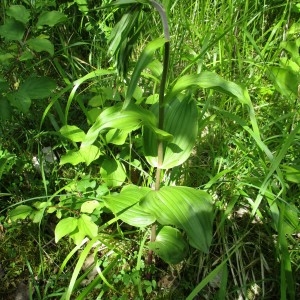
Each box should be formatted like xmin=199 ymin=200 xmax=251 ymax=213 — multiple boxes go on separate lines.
xmin=144 ymin=96 xmax=197 ymax=169
xmin=149 ymin=226 xmax=189 ymax=264
xmin=81 ymin=200 xmax=101 ymax=214
xmin=32 ymin=201 xmax=50 ymax=209
xmin=82 ymin=104 xmax=156 ymax=147
xmin=77 ymin=214 xmax=98 ymax=239
xmin=74 ymin=0 xmax=89 ymax=13
xmin=31 ymin=210 xmax=45 ymax=223
xmin=79 ymin=145 xmax=101 ymax=166
xmin=124 ymin=38 xmax=166 ymax=108
xmin=269 ymin=66 xmax=299 ymax=98
xmin=100 ymin=158 xmax=127 ymax=187
xmin=9 ymin=205 xmax=33 ymax=221
xmin=167 ymin=71 xmax=251 ymax=106
xmin=60 ymin=149 xmax=85 ymax=165
xmin=104 ymin=185 xmax=155 ymax=227
xmin=55 ymin=217 xmax=78 ymax=243
xmin=60 ymin=125 xmax=86 ymax=142
xmin=106 ymin=128 xmax=129 ymax=145
xmin=141 ymin=186 xmax=214 ymax=253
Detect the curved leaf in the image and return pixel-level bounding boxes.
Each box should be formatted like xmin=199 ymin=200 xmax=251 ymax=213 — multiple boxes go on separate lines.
xmin=60 ymin=145 xmax=101 ymax=166
xmin=166 ymin=71 xmax=251 ymax=106
xmin=27 ymin=38 xmax=54 ymax=56
xmin=19 ymin=77 xmax=56 ymax=99
xmin=55 ymin=217 xmax=78 ymax=243
xmin=82 ymin=104 xmax=156 ymax=147
xmin=6 ymin=5 xmax=30 ymax=24
xmin=100 ymin=158 xmax=127 ymax=187
xmin=124 ymin=37 xmax=166 ymax=108
xmin=104 ymin=185 xmax=154 ymax=227
xmin=0 ymin=19 xmax=25 ymax=41
xmin=144 ymin=96 xmax=198 ymax=169
xmin=37 ymin=11 xmax=67 ymax=27
xmin=141 ymin=186 xmax=214 ymax=253
xmin=60 ymin=125 xmax=86 ymax=142
xmin=149 ymin=226 xmax=189 ymax=264
xmin=9 ymin=205 xmax=33 ymax=221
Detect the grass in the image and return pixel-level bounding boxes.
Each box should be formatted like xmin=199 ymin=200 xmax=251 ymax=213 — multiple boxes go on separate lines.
xmin=0 ymin=0 xmax=300 ymax=299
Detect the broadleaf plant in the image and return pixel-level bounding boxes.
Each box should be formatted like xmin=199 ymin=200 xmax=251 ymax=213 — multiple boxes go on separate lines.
xmin=51 ymin=0 xmax=264 ymax=268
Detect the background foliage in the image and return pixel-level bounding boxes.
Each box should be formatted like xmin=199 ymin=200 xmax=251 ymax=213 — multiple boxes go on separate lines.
xmin=0 ymin=0 xmax=300 ymax=299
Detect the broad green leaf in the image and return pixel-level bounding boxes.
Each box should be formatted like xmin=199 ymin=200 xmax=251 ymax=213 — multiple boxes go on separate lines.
xmin=147 ymin=59 xmax=163 ymax=78
xmin=148 ymin=226 xmax=189 ymax=264
xmin=55 ymin=217 xmax=78 ymax=242
xmin=60 ymin=145 xmax=101 ymax=166
xmin=82 ymin=104 xmax=156 ymax=147
xmin=19 ymin=77 xmax=56 ymax=99
xmin=124 ymin=38 xmax=166 ymax=108
xmin=141 ymin=186 xmax=214 ymax=253
xmin=280 ymin=39 xmax=300 ymax=61
xmin=86 ymin=108 xmax=101 ymax=124
xmin=7 ymin=90 xmax=31 ymax=113
xmin=6 ymin=5 xmax=30 ymax=24
xmin=167 ymin=72 xmax=251 ymax=105
xmin=31 ymin=210 xmax=45 ymax=223
xmin=0 ymin=19 xmax=25 ymax=41
xmin=144 ymin=96 xmax=198 ymax=169
xmin=60 ymin=125 xmax=86 ymax=142
xmin=88 ymin=95 xmax=105 ymax=107
xmin=167 ymin=71 xmax=261 ymax=144
xmin=60 ymin=149 xmax=85 ymax=165
xmin=9 ymin=205 xmax=33 ymax=221
xmin=100 ymin=158 xmax=127 ymax=187
xmin=37 ymin=11 xmax=67 ymax=27
xmin=26 ymin=38 xmax=54 ymax=56
xmin=81 ymin=200 xmax=101 ymax=214
xmin=106 ymin=128 xmax=129 ymax=145
xmin=77 ymin=214 xmax=98 ymax=239
xmin=269 ymin=67 xmax=299 ymax=98
xmin=104 ymin=185 xmax=155 ymax=227
xmin=32 ymin=201 xmax=50 ymax=209
xmin=76 ymin=176 xmax=96 ymax=192
xmin=79 ymin=145 xmax=101 ymax=166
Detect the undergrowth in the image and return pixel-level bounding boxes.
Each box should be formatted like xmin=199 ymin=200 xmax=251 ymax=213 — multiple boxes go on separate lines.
xmin=0 ymin=0 xmax=299 ymax=299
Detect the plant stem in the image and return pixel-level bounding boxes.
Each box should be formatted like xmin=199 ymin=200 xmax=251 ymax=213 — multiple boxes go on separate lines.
xmin=147 ymin=0 xmax=170 ymax=264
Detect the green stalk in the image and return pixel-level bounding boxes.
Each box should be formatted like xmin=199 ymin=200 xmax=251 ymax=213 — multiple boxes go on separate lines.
xmin=147 ymin=0 xmax=170 ymax=264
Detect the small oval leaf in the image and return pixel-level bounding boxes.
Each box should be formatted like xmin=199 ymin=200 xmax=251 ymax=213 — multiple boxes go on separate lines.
xmin=55 ymin=217 xmax=78 ymax=243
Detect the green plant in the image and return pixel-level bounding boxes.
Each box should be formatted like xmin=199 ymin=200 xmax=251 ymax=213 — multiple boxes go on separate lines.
xmin=0 ymin=3 xmax=66 ymax=119
xmin=3 ymin=1 xmax=300 ymax=299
